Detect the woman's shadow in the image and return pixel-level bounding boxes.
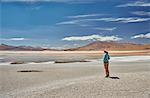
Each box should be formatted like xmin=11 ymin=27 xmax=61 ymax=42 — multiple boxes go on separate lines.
xmin=109 ymin=76 xmax=120 ymax=79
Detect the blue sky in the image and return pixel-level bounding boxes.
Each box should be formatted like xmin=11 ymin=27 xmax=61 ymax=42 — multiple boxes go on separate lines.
xmin=0 ymin=0 xmax=150 ymax=49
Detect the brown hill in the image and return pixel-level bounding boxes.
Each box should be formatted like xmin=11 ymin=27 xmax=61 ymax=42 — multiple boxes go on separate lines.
xmin=1 ymin=42 xmax=150 ymax=51
xmin=64 ymin=42 xmax=150 ymax=51
xmin=0 ymin=44 xmax=58 ymax=51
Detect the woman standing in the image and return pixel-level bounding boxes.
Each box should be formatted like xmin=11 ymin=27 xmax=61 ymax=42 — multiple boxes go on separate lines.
xmin=103 ymin=49 xmax=110 ymax=78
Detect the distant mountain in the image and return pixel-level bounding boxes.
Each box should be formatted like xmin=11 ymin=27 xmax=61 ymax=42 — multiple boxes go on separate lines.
xmin=0 ymin=44 xmax=58 ymax=51
xmin=1 ymin=42 xmax=150 ymax=51
xmin=64 ymin=41 xmax=150 ymax=51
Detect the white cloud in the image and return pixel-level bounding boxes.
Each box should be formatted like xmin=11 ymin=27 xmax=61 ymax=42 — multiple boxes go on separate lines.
xmin=73 ymin=43 xmax=80 ymax=47
xmin=79 ymin=24 xmax=91 ymax=27
xmin=117 ymin=1 xmax=150 ymax=7
xmin=67 ymin=14 xmax=104 ymax=18
xmin=56 ymin=20 xmax=81 ymax=25
xmin=85 ymin=17 xmax=150 ymax=23
xmin=93 ymin=27 xmax=116 ymax=31
xmin=131 ymin=11 xmax=150 ymax=16
xmin=57 ymin=17 xmax=150 ymax=25
xmin=62 ymin=34 xmax=122 ymax=42
xmin=0 ymin=38 xmax=29 ymax=41
xmin=131 ymin=33 xmax=150 ymax=39
xmin=57 ymin=13 xmax=106 ymax=25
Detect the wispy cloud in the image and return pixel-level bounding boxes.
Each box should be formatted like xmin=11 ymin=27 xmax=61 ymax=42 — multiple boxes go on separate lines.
xmin=67 ymin=14 xmax=104 ymax=18
xmin=85 ymin=17 xmax=150 ymax=23
xmin=131 ymin=33 xmax=150 ymax=39
xmin=57 ymin=17 xmax=150 ymax=25
xmin=56 ymin=13 xmax=104 ymax=25
xmin=62 ymin=34 xmax=122 ymax=42
xmin=93 ymin=27 xmax=116 ymax=31
xmin=79 ymin=24 xmax=91 ymax=27
xmin=0 ymin=38 xmax=29 ymax=41
xmin=131 ymin=11 xmax=150 ymax=16
xmin=56 ymin=20 xmax=81 ymax=25
xmin=117 ymin=1 xmax=150 ymax=7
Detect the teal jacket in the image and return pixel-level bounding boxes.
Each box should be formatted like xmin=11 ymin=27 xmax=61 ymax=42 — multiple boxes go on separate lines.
xmin=103 ymin=53 xmax=110 ymax=62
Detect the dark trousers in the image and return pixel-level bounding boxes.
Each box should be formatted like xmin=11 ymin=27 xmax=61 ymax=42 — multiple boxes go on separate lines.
xmin=104 ymin=62 xmax=109 ymax=76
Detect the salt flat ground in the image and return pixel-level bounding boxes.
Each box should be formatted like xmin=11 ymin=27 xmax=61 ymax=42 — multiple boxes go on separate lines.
xmin=0 ymin=51 xmax=150 ymax=98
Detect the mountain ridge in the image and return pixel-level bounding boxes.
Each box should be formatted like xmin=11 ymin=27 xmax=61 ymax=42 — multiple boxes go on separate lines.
xmin=0 ymin=42 xmax=150 ymax=51
xmin=64 ymin=41 xmax=150 ymax=51
xmin=0 ymin=44 xmax=58 ymax=51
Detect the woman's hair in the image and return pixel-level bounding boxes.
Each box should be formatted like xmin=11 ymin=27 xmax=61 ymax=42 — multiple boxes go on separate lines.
xmin=104 ymin=51 xmax=108 ymax=53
